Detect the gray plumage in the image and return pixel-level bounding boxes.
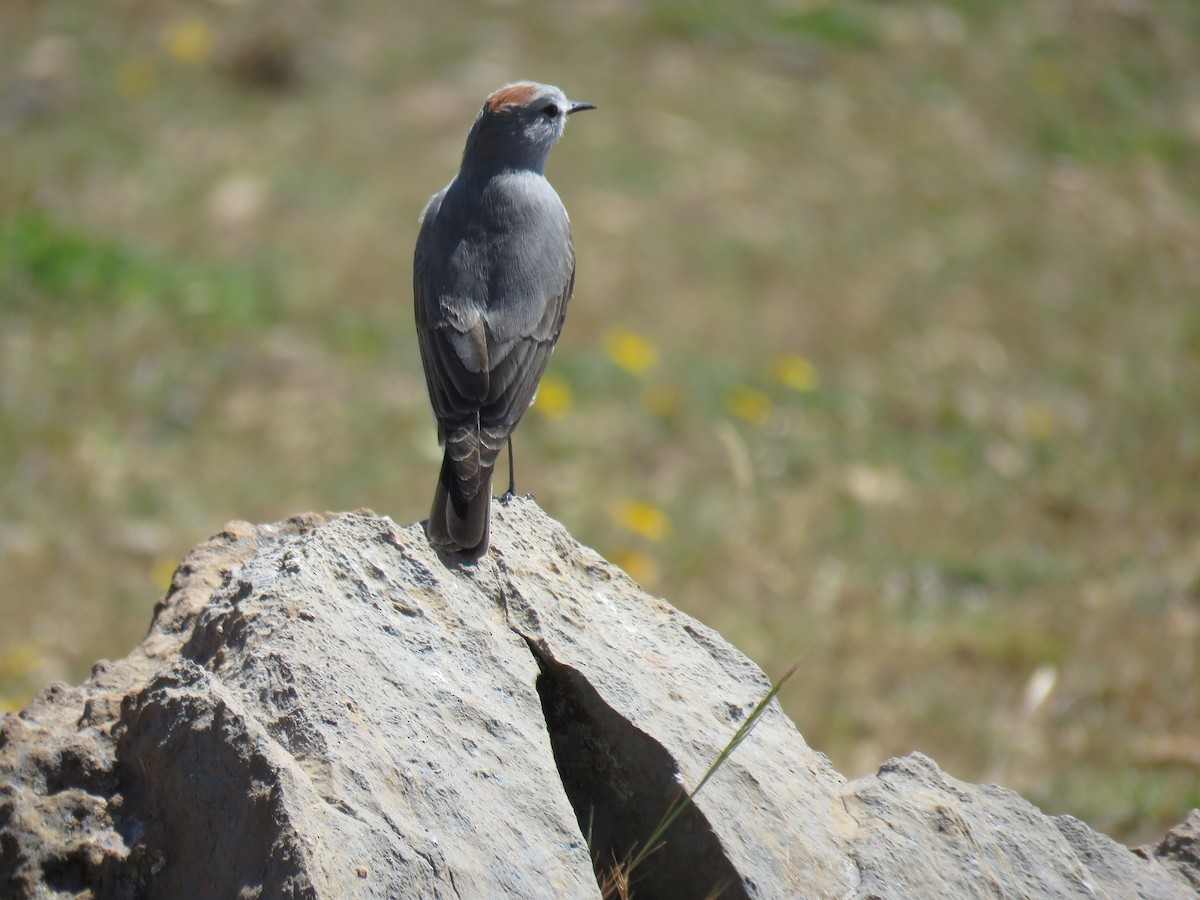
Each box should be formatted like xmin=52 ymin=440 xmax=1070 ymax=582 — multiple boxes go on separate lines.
xmin=414 ymin=82 xmax=594 ymax=559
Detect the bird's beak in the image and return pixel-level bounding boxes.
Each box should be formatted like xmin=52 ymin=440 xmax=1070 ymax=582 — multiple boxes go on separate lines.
xmin=567 ymin=101 xmax=597 ymax=115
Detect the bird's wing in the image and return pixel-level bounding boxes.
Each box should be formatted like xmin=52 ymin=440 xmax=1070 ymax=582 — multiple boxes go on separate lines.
xmin=414 ymin=188 xmax=490 ymax=426
xmin=482 ymin=260 xmax=574 ymax=426
xmin=476 ymin=178 xmax=576 ymax=428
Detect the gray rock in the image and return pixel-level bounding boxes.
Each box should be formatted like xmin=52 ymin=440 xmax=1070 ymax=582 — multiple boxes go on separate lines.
xmin=1138 ymin=810 xmax=1200 ymax=895
xmin=1 ymin=500 xmax=1196 ymax=898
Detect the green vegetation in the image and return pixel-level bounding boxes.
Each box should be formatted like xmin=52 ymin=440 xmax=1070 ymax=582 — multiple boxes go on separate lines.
xmin=3 ymin=0 xmax=1198 ymax=845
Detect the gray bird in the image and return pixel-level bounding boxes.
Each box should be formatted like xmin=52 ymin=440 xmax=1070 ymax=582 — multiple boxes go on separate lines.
xmin=414 ymin=82 xmax=595 ymax=559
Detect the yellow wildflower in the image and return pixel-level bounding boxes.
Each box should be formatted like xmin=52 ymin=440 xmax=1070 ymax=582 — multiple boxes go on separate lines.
xmin=772 ymin=354 xmax=819 ymax=392
xmin=533 ymin=374 xmax=572 ymax=420
xmin=1022 ymin=403 xmax=1056 ymax=442
xmin=163 ymin=17 xmax=215 ymax=66
xmin=610 ymin=548 xmax=660 ymax=586
xmin=611 ymin=500 xmax=672 ymax=542
xmin=604 ymin=329 xmax=659 ymax=376
xmin=724 ymin=384 xmax=772 ymax=426
xmin=640 ymin=383 xmax=680 ymax=418
xmin=0 ymin=639 xmax=42 ymax=683
xmin=152 ymin=557 xmax=179 ymax=593
xmin=115 ymin=59 xmax=156 ymax=100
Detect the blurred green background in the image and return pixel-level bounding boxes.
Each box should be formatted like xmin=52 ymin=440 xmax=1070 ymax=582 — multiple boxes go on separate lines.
xmin=3 ymin=0 xmax=1198 ymax=845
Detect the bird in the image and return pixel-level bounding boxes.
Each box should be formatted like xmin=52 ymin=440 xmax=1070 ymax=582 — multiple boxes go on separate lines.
xmin=414 ymin=82 xmax=595 ymax=560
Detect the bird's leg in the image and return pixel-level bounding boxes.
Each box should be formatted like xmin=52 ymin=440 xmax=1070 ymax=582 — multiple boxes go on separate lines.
xmin=504 ymin=436 xmax=516 ymax=499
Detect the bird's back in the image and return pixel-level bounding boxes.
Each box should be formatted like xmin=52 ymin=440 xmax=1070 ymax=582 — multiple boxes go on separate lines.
xmin=417 ymin=172 xmax=572 ymax=326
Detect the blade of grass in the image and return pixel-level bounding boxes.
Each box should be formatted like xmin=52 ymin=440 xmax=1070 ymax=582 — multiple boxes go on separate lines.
xmin=624 ymin=660 xmax=802 ymax=877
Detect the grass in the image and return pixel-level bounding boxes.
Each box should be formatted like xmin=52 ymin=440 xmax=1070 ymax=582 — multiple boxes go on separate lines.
xmin=2 ymin=0 xmax=1199 ymax=846
xmin=595 ymin=664 xmax=799 ymax=899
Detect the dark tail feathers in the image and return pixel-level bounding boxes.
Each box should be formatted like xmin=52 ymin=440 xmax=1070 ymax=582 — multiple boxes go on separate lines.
xmin=427 ymin=453 xmax=493 ymax=560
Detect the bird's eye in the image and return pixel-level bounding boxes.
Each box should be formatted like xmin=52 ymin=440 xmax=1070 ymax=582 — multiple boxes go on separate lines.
xmin=542 ymin=104 xmax=560 ymax=118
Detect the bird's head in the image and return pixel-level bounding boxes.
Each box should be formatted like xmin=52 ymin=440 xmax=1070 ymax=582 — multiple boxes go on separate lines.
xmin=462 ymin=82 xmax=595 ymax=175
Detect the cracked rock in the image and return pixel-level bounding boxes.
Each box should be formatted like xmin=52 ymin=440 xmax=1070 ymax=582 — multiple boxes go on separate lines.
xmin=1 ymin=500 xmax=1196 ymax=898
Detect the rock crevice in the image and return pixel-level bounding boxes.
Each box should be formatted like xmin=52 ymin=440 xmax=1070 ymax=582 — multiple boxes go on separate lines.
xmin=530 ymin=645 xmax=747 ymax=900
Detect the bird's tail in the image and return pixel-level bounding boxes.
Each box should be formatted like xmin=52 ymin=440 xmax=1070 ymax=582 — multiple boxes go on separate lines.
xmin=427 ymin=440 xmax=495 ymax=560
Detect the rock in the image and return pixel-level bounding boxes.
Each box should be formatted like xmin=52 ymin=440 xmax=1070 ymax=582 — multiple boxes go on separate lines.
xmin=1 ymin=499 xmax=1196 ymax=899
xmin=1138 ymin=810 xmax=1200 ymax=895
